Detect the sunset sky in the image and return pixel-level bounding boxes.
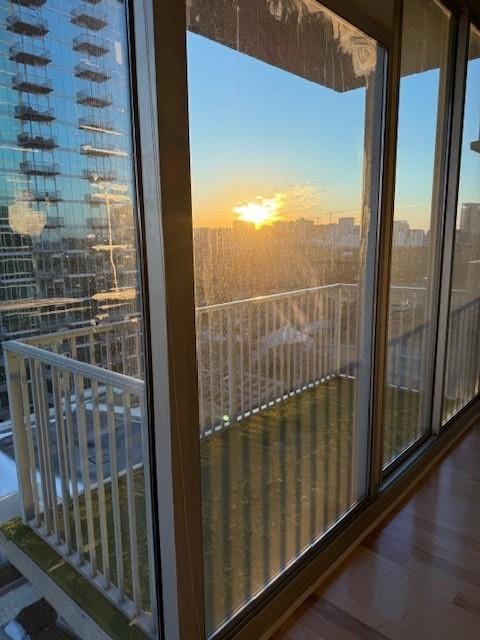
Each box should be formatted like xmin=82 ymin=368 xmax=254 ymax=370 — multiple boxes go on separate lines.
xmin=187 ymin=31 xmax=480 ymax=231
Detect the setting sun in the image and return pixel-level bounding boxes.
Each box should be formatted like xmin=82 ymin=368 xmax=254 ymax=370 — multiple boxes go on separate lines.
xmin=232 ymin=195 xmax=282 ymax=229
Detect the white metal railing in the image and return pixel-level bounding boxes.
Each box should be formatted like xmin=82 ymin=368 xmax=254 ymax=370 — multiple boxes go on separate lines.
xmin=196 ymin=283 xmax=359 ymax=436
xmin=3 ymin=331 xmax=156 ymax=636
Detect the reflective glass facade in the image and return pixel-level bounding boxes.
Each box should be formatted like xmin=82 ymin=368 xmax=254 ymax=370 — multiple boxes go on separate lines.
xmin=0 ymin=0 xmax=138 ymax=421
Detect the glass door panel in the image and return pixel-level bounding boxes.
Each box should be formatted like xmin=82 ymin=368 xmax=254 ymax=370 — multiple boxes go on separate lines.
xmin=443 ymin=26 xmax=480 ymax=422
xmin=383 ymin=0 xmax=451 ymax=468
xmin=186 ymin=0 xmax=385 ymax=634
xmin=0 ymin=0 xmax=158 ymax=635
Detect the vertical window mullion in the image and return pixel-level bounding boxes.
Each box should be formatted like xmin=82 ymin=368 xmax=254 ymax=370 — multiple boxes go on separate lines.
xmin=131 ymin=0 xmax=205 ymax=638
xmin=369 ymin=0 xmax=404 ymax=492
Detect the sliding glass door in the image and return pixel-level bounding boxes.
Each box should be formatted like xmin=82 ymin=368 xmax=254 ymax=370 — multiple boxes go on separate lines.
xmin=443 ymin=25 xmax=480 ymax=422
xmin=383 ymin=0 xmax=452 ymax=468
xmin=185 ymin=0 xmax=385 ymax=633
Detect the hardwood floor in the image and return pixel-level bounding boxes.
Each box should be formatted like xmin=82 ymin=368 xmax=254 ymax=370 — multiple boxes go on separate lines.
xmin=273 ymin=420 xmax=480 ymax=640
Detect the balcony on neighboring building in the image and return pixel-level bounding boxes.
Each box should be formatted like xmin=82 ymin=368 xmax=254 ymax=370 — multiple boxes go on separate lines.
xmin=11 ymin=0 xmax=46 ymax=6
xmin=45 ymin=216 xmax=65 ymax=229
xmin=17 ymin=133 xmax=57 ymax=150
xmin=83 ymin=168 xmax=117 ymax=182
xmin=72 ymin=33 xmax=109 ymax=57
xmin=20 ymin=161 xmax=59 ymax=177
xmin=80 ymin=143 xmax=127 ymax=158
xmin=9 ymin=43 xmax=51 ymax=67
xmin=15 ymin=104 xmax=55 ymax=123
xmin=70 ymin=7 xmax=108 ymax=31
xmin=12 ymin=73 xmax=53 ymax=95
xmin=74 ymin=62 xmax=111 ymax=83
xmin=84 ymin=193 xmax=102 ymax=207
xmin=76 ymin=88 xmax=112 ymax=108
xmin=20 ymin=190 xmax=62 ymax=203
xmin=78 ymin=116 xmax=116 ymax=133
xmin=6 ymin=13 xmax=48 ymax=37
xmin=86 ymin=216 xmax=109 ymax=227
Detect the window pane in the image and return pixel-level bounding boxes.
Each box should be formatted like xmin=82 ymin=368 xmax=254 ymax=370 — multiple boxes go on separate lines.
xmin=443 ymin=26 xmax=480 ymax=422
xmin=0 ymin=1 xmax=158 ymax=636
xmin=383 ymin=0 xmax=451 ymax=468
xmin=186 ymin=0 xmax=384 ymax=633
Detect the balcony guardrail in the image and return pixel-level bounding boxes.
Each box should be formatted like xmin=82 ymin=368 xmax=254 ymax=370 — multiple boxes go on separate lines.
xmin=71 ymin=7 xmax=108 ymax=31
xmin=9 ymin=43 xmax=51 ymax=67
xmin=79 ymin=117 xmax=116 ymax=133
xmin=11 ymin=0 xmax=46 ymax=6
xmin=20 ymin=161 xmax=59 ymax=177
xmin=6 ymin=13 xmax=48 ymax=37
xmin=15 ymin=104 xmax=55 ymax=122
xmin=80 ymin=143 xmax=127 ymax=158
xmin=12 ymin=74 xmax=53 ymax=94
xmin=74 ymin=62 xmax=111 ymax=83
xmin=83 ymin=168 xmax=117 ymax=183
xmin=17 ymin=133 xmax=57 ymax=149
xmin=3 ymin=319 xmax=155 ymax=634
xmin=72 ymin=33 xmax=109 ymax=57
xmin=76 ymin=89 xmax=112 ymax=108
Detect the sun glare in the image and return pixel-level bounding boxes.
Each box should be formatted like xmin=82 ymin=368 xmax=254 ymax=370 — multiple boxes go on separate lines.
xmin=232 ymin=195 xmax=282 ymax=229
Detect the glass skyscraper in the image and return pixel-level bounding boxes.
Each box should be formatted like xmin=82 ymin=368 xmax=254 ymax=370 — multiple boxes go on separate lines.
xmin=0 ymin=0 xmax=139 ymax=419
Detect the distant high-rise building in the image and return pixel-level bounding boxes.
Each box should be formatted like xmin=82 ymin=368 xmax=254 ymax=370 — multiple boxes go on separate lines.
xmin=460 ymin=203 xmax=480 ymax=236
xmin=393 ymin=220 xmax=425 ymax=247
xmin=0 ymin=0 xmax=139 ymax=419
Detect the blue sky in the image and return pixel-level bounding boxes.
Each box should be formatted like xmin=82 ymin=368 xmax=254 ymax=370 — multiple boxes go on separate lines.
xmin=187 ymin=31 xmax=479 ymax=231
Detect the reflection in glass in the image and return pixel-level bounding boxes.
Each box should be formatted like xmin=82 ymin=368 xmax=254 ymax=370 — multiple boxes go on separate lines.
xmin=186 ymin=0 xmax=384 ymax=633
xmin=0 ymin=1 xmax=157 ymax=635
xmin=383 ymin=0 xmax=451 ymax=467
xmin=443 ymin=26 xmax=480 ymax=422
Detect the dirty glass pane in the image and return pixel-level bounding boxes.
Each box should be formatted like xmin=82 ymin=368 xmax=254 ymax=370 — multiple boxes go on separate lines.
xmin=186 ymin=0 xmax=385 ymax=634
xmin=0 ymin=1 xmax=157 ymax=637
xmin=383 ymin=0 xmax=451 ymax=467
xmin=443 ymin=26 xmax=480 ymax=422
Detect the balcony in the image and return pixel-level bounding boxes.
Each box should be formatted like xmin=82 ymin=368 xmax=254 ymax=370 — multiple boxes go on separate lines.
xmin=70 ymin=7 xmax=108 ymax=31
xmin=1 ymin=289 xmax=478 ymax=635
xmin=78 ymin=116 xmax=116 ymax=133
xmin=20 ymin=190 xmax=62 ymax=203
xmin=6 ymin=13 xmax=48 ymax=37
xmin=72 ymin=33 xmax=109 ymax=57
xmin=76 ymin=88 xmax=112 ymax=108
xmin=80 ymin=143 xmax=127 ymax=158
xmin=83 ymin=168 xmax=117 ymax=182
xmin=74 ymin=62 xmax=110 ymax=83
xmin=20 ymin=161 xmax=59 ymax=177
xmin=17 ymin=133 xmax=57 ymax=150
xmin=45 ymin=216 xmax=65 ymax=229
xmin=11 ymin=0 xmax=46 ymax=6
xmin=15 ymin=104 xmax=55 ymax=123
xmin=12 ymin=73 xmax=53 ymax=95
xmin=9 ymin=43 xmax=51 ymax=67
xmin=84 ymin=193 xmax=102 ymax=206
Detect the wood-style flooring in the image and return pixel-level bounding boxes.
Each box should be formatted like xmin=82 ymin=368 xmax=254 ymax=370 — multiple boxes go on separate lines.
xmin=273 ymin=420 xmax=480 ymax=640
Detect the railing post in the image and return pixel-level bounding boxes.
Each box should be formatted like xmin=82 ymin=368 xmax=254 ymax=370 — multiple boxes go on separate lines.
xmin=335 ymin=286 xmax=343 ymax=374
xmin=227 ymin=309 xmax=237 ymax=424
xmin=4 ymin=349 xmax=35 ymax=523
